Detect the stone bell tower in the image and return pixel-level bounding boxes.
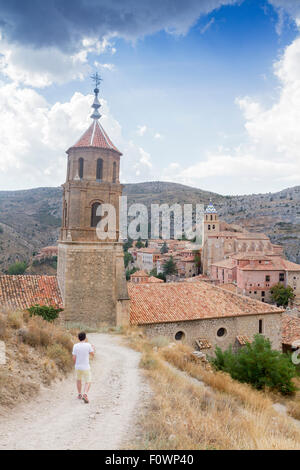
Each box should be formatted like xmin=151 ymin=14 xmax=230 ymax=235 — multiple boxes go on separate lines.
xmin=57 ymin=76 xmax=130 ymax=326
xmin=201 ymin=200 xmax=220 ymax=275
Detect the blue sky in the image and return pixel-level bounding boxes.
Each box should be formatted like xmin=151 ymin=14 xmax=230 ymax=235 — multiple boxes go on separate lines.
xmin=0 ymin=0 xmax=300 ymax=194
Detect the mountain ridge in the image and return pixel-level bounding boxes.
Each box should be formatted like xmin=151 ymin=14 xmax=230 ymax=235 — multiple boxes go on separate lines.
xmin=0 ymin=181 xmax=299 ymax=270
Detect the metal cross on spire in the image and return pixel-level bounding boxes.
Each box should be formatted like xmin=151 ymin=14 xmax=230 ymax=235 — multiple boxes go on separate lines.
xmin=90 ymin=72 xmax=102 ymax=120
xmin=91 ymin=72 xmax=102 ymax=90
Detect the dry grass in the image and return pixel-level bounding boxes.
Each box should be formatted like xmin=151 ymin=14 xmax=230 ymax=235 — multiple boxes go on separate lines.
xmin=0 ymin=309 xmax=77 ymax=410
xmin=127 ymin=332 xmax=300 ymax=450
xmin=161 ymin=343 xmax=273 ymax=413
xmin=46 ymin=343 xmax=73 ymax=373
xmin=7 ymin=311 xmax=23 ymax=329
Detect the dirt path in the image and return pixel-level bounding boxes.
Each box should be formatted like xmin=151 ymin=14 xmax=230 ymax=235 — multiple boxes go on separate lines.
xmin=0 ymin=333 xmax=147 ymax=450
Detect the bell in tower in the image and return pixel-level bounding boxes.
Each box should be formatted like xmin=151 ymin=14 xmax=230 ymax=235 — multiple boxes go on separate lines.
xmin=57 ymin=75 xmax=130 ymax=326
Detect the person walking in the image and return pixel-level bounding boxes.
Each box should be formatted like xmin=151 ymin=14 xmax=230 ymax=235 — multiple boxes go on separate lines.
xmin=72 ymin=332 xmax=95 ymax=404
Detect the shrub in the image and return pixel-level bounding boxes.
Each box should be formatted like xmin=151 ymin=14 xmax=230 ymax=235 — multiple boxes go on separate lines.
xmin=28 ymin=304 xmax=63 ymax=322
xmin=211 ymin=335 xmax=297 ymax=395
xmin=8 ymin=261 xmax=27 ymax=275
xmin=46 ymin=343 xmax=73 ymax=372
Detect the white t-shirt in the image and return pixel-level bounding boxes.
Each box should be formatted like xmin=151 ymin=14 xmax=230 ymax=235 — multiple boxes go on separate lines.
xmin=72 ymin=342 xmax=93 ymax=370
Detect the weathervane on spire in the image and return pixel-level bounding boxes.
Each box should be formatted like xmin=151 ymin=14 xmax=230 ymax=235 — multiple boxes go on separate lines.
xmin=90 ymin=72 xmax=102 ymax=121
xmin=91 ymin=72 xmax=102 ymax=90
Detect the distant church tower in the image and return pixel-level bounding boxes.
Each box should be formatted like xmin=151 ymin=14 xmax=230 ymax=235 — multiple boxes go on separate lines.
xmin=57 ymin=76 xmax=130 ymax=326
xmin=202 ymin=200 xmax=220 ymax=275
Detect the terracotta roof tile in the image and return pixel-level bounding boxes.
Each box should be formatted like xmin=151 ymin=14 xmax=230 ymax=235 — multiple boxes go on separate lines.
xmin=0 ymin=275 xmax=63 ymax=310
xmin=236 ymin=335 xmax=252 ymax=345
xmin=128 ymin=281 xmax=283 ymax=325
xmin=69 ymin=120 xmax=121 ymax=154
xmin=282 ymin=313 xmax=300 ymax=346
xmin=196 ymin=338 xmax=212 ymax=350
xmin=130 ymin=270 xmax=149 ymax=278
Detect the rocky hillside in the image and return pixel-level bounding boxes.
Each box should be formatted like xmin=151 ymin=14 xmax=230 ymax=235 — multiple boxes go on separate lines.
xmin=0 ymin=182 xmax=299 ymax=271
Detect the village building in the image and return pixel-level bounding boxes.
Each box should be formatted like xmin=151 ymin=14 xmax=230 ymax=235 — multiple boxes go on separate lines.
xmin=128 ymin=281 xmax=284 ymax=352
xmin=130 ymin=270 xmax=164 ymax=284
xmin=135 ymin=248 xmax=161 ymax=272
xmin=33 ymin=246 xmax=58 ymax=262
xmin=201 ymin=202 xmax=283 ymax=275
xmin=210 ymin=252 xmax=300 ymax=305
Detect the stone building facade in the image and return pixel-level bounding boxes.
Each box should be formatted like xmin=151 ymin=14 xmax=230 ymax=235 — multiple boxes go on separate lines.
xmin=128 ymin=281 xmax=283 ymax=353
xmin=201 ymin=202 xmax=283 ymax=275
xmin=57 ymin=86 xmax=129 ymax=326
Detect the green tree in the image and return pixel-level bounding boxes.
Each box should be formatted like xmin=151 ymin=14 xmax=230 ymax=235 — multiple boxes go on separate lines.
xmin=194 ymin=252 xmax=201 ymax=274
xmin=135 ymin=237 xmax=145 ymax=249
xmin=8 ymin=261 xmax=28 ymax=275
xmin=149 ymin=267 xmax=166 ymax=282
xmin=160 ymin=241 xmax=168 ymax=254
xmin=163 ymin=256 xmax=177 ymax=276
xmin=211 ymin=334 xmax=297 ymax=395
xmin=124 ymin=251 xmax=133 ymax=268
xmin=123 ymin=238 xmax=133 ymax=252
xmin=270 ymin=283 xmax=295 ymax=307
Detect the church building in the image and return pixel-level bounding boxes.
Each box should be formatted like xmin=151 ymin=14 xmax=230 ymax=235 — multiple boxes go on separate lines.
xmin=57 ymin=79 xmax=130 ymax=326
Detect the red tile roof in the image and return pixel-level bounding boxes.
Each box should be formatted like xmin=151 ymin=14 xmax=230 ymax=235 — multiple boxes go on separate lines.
xmin=130 ymin=270 xmax=149 ymax=278
xmin=128 ymin=281 xmax=283 ymax=325
xmin=241 ymin=258 xmax=300 ymax=272
xmin=69 ymin=120 xmax=121 ymax=154
xmin=282 ymin=313 xmax=300 ymax=346
xmin=147 ymin=276 xmax=164 ymax=283
xmin=0 ymin=275 xmax=63 ymax=310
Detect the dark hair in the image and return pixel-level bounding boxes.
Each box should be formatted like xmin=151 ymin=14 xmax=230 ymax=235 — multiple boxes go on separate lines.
xmin=78 ymin=332 xmax=86 ymax=341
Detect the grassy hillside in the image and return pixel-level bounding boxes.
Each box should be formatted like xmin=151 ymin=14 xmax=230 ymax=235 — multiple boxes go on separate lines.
xmin=0 ymin=182 xmax=299 ymax=271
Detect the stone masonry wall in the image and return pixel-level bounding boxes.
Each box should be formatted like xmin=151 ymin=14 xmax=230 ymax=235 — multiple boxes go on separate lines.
xmin=142 ymin=312 xmax=282 ymax=353
xmin=58 ymin=241 xmax=124 ymax=325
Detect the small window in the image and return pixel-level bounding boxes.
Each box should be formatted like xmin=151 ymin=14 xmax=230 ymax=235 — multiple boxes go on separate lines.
xmin=279 ymin=273 xmax=285 ymax=282
xmin=212 ymin=225 xmax=215 ymax=229
xmin=254 ymin=291 xmax=257 ymax=294
xmin=78 ymin=158 xmax=84 ymax=179
xmin=91 ymin=202 xmax=102 ymax=228
xmin=259 ymin=319 xmax=263 ymax=334
xmin=261 ymin=291 xmax=265 ymax=297
xmin=217 ymin=327 xmax=226 ymax=338
xmin=175 ymin=331 xmax=185 ymax=341
xmin=265 ymin=275 xmax=270 ymax=282
xmin=112 ymin=161 xmax=117 ymax=183
xmin=96 ymin=158 xmax=103 ymax=180
xmin=208 ymin=225 xmax=211 ymax=230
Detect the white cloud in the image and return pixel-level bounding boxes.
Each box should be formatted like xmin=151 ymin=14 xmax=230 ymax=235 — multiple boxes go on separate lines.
xmin=0 ymin=36 xmax=116 ymax=88
xmin=154 ymin=132 xmax=163 ymax=140
xmin=0 ymin=84 xmax=154 ymax=189
xmin=136 ymin=125 xmax=147 ymax=136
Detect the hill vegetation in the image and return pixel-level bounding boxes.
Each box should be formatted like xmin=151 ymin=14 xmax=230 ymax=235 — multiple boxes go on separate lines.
xmin=0 ymin=182 xmax=299 ymax=271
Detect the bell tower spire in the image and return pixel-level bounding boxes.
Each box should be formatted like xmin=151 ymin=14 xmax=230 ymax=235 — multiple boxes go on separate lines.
xmin=90 ymin=72 xmax=102 ymax=120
